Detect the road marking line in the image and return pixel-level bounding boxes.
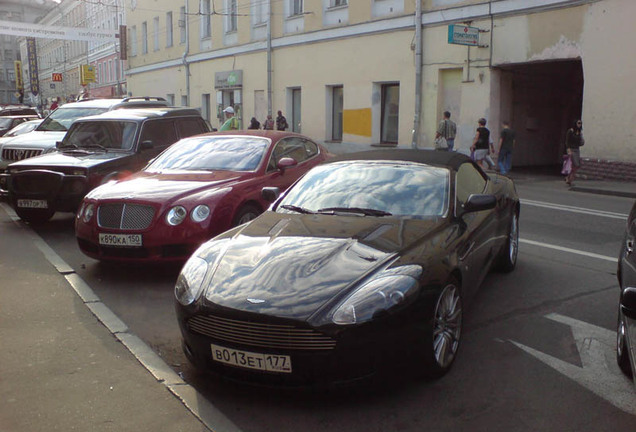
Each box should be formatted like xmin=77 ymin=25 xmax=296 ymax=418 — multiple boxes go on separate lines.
xmin=510 ymin=313 xmax=636 ymax=415
xmin=520 ymin=238 xmax=617 ymax=262
xmin=521 ymin=199 xmax=628 ymax=220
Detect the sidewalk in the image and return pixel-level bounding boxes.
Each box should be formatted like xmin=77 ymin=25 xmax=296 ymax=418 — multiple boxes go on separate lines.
xmin=0 ymin=204 xmax=231 ymax=432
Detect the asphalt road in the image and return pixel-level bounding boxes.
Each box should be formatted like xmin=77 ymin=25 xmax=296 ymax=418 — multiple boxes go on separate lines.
xmin=30 ymin=173 xmax=636 ymax=432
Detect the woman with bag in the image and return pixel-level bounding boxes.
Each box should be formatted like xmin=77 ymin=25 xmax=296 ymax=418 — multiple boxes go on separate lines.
xmin=564 ymin=119 xmax=584 ymax=185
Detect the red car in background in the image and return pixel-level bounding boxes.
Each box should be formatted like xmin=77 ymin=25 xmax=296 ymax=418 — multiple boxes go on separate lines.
xmin=75 ymin=131 xmax=331 ymax=262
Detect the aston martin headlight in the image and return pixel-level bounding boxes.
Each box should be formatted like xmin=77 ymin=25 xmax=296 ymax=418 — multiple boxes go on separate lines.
xmin=191 ymin=205 xmax=210 ymax=223
xmin=82 ymin=203 xmax=95 ymax=223
xmin=331 ymin=275 xmax=419 ymax=325
xmin=166 ymin=206 xmax=187 ymax=226
xmin=175 ymin=256 xmax=209 ymax=305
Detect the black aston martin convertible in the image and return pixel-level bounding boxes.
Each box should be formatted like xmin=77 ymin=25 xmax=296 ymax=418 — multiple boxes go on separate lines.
xmin=175 ymin=149 xmax=520 ymax=385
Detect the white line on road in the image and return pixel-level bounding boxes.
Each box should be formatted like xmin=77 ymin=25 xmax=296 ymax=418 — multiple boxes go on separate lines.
xmin=520 ymin=238 xmax=617 ymax=262
xmin=521 ymin=199 xmax=628 ymax=220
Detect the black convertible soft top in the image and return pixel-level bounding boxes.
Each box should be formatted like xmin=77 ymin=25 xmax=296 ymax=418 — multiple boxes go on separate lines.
xmin=327 ymin=149 xmax=472 ymax=171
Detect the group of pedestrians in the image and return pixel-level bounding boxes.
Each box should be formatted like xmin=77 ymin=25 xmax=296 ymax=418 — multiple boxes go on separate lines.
xmin=219 ymin=106 xmax=289 ymax=132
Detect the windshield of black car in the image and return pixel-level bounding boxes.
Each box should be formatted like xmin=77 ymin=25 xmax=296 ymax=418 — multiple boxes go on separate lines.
xmin=277 ymin=161 xmax=450 ymax=218
xmin=147 ymin=136 xmax=268 ymax=172
xmin=37 ymin=107 xmax=109 ymax=132
xmin=61 ymin=121 xmax=138 ymax=151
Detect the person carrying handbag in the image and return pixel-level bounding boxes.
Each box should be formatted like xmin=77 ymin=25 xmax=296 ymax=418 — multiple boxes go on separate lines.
xmin=434 ymin=111 xmax=457 ymax=151
xmin=564 ymin=119 xmax=584 ymax=185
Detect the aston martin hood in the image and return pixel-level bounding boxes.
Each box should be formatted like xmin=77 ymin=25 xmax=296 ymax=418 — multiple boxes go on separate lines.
xmin=201 ymin=212 xmax=441 ymax=321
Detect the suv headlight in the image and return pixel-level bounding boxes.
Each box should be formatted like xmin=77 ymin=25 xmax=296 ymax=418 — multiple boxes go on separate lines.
xmin=175 ymin=256 xmax=209 ymax=305
xmin=166 ymin=206 xmax=187 ymax=226
xmin=331 ymin=275 xmax=419 ymax=325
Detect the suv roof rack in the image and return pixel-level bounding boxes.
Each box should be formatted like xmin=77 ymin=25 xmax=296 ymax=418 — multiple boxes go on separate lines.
xmin=121 ymin=96 xmax=167 ymax=103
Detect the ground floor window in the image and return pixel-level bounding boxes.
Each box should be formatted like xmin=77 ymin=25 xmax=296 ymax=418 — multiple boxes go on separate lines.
xmin=381 ymin=83 xmax=399 ymax=143
xmin=331 ymin=86 xmax=343 ymax=141
xmin=291 ymin=88 xmax=301 ymax=133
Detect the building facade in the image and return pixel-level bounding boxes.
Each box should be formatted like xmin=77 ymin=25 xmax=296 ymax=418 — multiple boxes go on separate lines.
xmin=0 ymin=0 xmax=54 ymax=106
xmin=125 ymin=0 xmax=636 ymax=166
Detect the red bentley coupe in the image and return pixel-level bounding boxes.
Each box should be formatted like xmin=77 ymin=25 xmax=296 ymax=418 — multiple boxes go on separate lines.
xmin=75 ymin=130 xmax=331 ymax=262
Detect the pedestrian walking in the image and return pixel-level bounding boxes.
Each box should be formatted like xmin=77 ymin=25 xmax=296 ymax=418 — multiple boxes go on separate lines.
xmin=276 ymin=110 xmax=289 ymax=131
xmin=219 ymin=106 xmax=239 ymax=131
xmin=497 ymin=121 xmax=516 ymax=174
xmin=263 ymin=114 xmax=274 ymax=130
xmin=471 ymin=118 xmax=493 ymax=170
xmin=564 ymin=119 xmax=584 ymax=185
xmin=49 ymin=98 xmax=59 ymax=111
xmin=248 ymin=117 xmax=261 ymax=130
xmin=434 ymin=111 xmax=457 ymax=151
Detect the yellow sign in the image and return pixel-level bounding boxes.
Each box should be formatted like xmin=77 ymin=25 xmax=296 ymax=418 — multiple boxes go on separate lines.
xmin=14 ymin=60 xmax=23 ymax=90
xmin=80 ymin=64 xmax=96 ymax=85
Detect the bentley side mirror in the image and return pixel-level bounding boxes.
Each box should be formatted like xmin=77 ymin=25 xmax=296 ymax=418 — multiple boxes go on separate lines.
xmin=262 ymin=187 xmax=281 ymax=203
xmin=277 ymin=157 xmax=297 ymax=172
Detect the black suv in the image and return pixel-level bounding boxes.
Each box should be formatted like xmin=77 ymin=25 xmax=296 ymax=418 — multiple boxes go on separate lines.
xmin=4 ymin=107 xmax=210 ymax=223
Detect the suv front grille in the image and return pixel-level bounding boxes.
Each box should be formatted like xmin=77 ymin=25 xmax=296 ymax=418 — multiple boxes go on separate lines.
xmin=187 ymin=315 xmax=337 ymax=351
xmin=98 ymin=203 xmax=155 ymax=230
xmin=2 ymin=148 xmax=43 ymax=161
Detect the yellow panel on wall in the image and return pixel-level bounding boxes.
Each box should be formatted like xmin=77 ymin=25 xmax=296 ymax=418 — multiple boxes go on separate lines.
xmin=343 ymin=108 xmax=372 ymax=137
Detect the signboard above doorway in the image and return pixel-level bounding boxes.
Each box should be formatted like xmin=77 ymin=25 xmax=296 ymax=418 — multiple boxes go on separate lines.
xmin=448 ymin=24 xmax=479 ymax=46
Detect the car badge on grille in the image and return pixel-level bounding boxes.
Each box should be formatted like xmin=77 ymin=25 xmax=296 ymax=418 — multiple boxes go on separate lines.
xmin=15 ymin=150 xmax=24 ymax=159
xmin=247 ymin=298 xmax=266 ymax=304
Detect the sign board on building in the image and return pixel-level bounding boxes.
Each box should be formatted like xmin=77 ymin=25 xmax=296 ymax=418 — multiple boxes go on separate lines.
xmin=14 ymin=60 xmax=23 ymax=90
xmin=50 ymin=83 xmax=56 ymax=89
xmin=119 ymin=25 xmax=127 ymax=60
xmin=215 ymin=70 xmax=243 ymax=89
xmin=80 ymin=65 xmax=96 ymax=85
xmin=448 ymin=24 xmax=479 ymax=46
xmin=52 ymin=73 xmax=63 ymax=82
xmin=26 ymin=38 xmax=39 ymax=95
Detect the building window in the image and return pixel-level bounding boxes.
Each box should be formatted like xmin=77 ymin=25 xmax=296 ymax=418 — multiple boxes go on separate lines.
xmin=331 ymin=0 xmax=347 ymax=6
xmin=331 ymin=86 xmax=343 ymax=141
xmin=179 ymin=7 xmax=186 ymax=44
xmin=201 ymin=93 xmax=211 ymax=122
xmin=291 ymin=88 xmax=301 ymax=133
xmin=153 ymin=16 xmax=160 ymax=51
xmin=130 ymin=25 xmax=137 ymax=56
xmin=166 ymin=12 xmax=173 ymax=47
xmin=381 ymin=83 xmax=399 ymax=144
xmin=7 ymin=69 xmax=15 ymax=82
xmin=291 ymin=0 xmax=303 ymax=16
xmin=141 ymin=21 xmax=148 ymax=54
xmin=4 ymin=49 xmax=13 ymax=61
xmin=0 ymin=70 xmax=4 ymax=81
xmin=200 ymin=0 xmax=211 ymax=39
xmin=227 ymin=0 xmax=238 ymax=32
xmin=166 ymin=93 xmax=175 ymax=105
xmin=181 ymin=95 xmax=188 ymax=106
xmin=252 ymin=0 xmax=266 ymax=26
xmin=109 ymin=60 xmax=115 ymax=83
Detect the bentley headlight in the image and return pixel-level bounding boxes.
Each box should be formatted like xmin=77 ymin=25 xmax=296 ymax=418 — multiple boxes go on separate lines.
xmin=331 ymin=275 xmax=419 ymax=325
xmin=191 ymin=205 xmax=210 ymax=223
xmin=166 ymin=206 xmax=187 ymax=226
xmin=175 ymin=256 xmax=209 ymax=306
xmin=77 ymin=202 xmax=86 ymax=220
xmin=82 ymin=203 xmax=95 ymax=223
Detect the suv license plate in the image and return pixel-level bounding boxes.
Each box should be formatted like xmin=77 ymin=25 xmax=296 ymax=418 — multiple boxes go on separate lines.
xmin=211 ymin=343 xmax=292 ymax=373
xmin=99 ymin=233 xmax=142 ymax=247
xmin=17 ymin=199 xmax=47 ymax=209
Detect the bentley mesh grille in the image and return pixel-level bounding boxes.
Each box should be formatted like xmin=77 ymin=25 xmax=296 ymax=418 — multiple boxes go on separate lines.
xmin=2 ymin=148 xmax=43 ymax=161
xmin=187 ymin=315 xmax=336 ymax=351
xmin=97 ymin=203 xmax=155 ymax=230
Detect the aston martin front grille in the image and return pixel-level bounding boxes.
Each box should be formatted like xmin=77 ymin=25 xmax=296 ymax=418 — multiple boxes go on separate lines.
xmin=97 ymin=203 xmax=155 ymax=230
xmin=187 ymin=315 xmax=336 ymax=351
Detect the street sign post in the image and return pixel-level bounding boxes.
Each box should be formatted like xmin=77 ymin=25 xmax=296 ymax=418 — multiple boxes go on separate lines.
xmin=448 ymin=24 xmax=479 ymax=46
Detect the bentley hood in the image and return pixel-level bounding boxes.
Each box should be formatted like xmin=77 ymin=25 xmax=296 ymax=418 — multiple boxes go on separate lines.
xmin=199 ymin=211 xmax=443 ymax=321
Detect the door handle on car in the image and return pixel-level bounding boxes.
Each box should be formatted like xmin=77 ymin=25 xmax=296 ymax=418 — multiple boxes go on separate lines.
xmin=627 ymin=238 xmax=634 ymax=255
xmin=459 ymin=241 xmax=475 ymax=261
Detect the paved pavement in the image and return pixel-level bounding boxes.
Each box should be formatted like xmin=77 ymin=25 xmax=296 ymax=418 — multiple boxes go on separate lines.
xmin=0 ymin=169 xmax=633 ymax=432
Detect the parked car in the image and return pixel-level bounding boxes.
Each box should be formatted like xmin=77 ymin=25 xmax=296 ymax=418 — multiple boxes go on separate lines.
xmin=0 ymin=119 xmax=42 ymax=143
xmin=0 ymin=97 xmax=168 ymax=172
xmin=0 ymin=115 xmax=41 ymax=137
xmin=174 ymin=149 xmax=520 ymax=385
xmin=3 ymin=107 xmax=209 ymax=224
xmin=0 ymin=105 xmax=40 ymax=117
xmin=617 ymin=200 xmax=636 ymax=383
xmin=75 ymin=131 xmax=331 ymax=262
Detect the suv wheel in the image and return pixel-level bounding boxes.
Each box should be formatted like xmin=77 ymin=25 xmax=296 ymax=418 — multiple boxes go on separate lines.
xmin=15 ymin=207 xmax=55 ymax=224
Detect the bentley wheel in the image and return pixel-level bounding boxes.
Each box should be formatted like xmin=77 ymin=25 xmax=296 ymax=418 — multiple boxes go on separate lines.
xmin=14 ymin=207 xmax=55 ymax=224
xmin=429 ymin=279 xmax=463 ymax=377
xmin=617 ymin=307 xmax=632 ymax=377
xmin=496 ymin=210 xmax=519 ymax=273
xmin=233 ymin=204 xmax=261 ymax=227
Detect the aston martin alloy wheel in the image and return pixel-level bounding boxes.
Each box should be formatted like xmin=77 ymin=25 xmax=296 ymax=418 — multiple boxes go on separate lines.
xmin=617 ymin=307 xmax=632 ymax=377
xmin=430 ymin=280 xmax=463 ymax=376
xmin=496 ymin=210 xmax=519 ymax=273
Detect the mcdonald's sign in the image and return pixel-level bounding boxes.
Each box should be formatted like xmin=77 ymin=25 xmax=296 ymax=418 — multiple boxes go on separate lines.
xmin=52 ymin=73 xmax=63 ymax=82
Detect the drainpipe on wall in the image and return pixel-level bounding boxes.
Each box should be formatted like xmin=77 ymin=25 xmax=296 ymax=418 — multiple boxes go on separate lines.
xmin=267 ymin=0 xmax=272 ymax=116
xmin=411 ymin=0 xmax=423 ymax=149
xmin=182 ymin=0 xmax=190 ymax=106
